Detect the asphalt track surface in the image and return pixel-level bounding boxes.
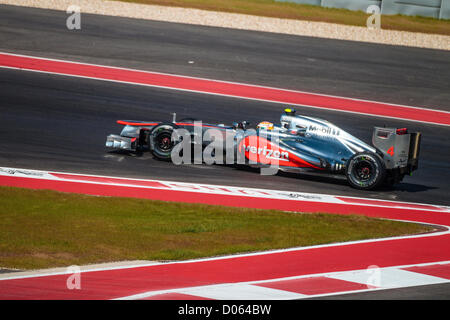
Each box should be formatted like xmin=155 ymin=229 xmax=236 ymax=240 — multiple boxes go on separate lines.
xmin=0 ymin=5 xmax=449 ymax=299
xmin=308 ymin=283 xmax=450 ymax=300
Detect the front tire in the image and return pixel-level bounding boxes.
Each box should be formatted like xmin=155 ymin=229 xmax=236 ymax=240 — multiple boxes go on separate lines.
xmin=346 ymin=152 xmax=386 ymax=190
xmin=149 ymin=123 xmax=179 ymax=161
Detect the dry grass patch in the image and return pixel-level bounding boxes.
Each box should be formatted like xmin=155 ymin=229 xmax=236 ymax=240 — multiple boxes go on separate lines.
xmin=115 ymin=0 xmax=450 ymax=35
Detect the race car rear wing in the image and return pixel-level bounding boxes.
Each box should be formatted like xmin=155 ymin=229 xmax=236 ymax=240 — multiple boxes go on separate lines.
xmin=372 ymin=127 xmax=421 ymax=173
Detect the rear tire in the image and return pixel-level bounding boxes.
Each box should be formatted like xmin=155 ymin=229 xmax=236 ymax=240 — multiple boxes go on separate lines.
xmin=149 ymin=123 xmax=179 ymax=161
xmin=346 ymin=152 xmax=386 ymax=190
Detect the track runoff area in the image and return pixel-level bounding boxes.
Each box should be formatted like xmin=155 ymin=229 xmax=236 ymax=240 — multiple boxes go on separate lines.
xmin=0 ymin=167 xmax=449 ymax=301
xmin=0 ymin=52 xmax=449 ymax=301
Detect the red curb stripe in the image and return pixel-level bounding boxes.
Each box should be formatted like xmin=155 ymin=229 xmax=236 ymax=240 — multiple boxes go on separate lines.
xmin=1 ymin=53 xmax=449 ymax=126
xmin=255 ymin=276 xmax=370 ymax=295
xmin=402 ymin=263 xmax=450 ymax=280
xmin=51 ymin=173 xmax=168 ymax=188
xmin=335 ymin=196 xmax=447 ymax=211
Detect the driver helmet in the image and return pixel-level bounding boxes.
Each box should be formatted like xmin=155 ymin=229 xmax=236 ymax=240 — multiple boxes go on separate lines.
xmin=256 ymin=121 xmax=274 ymax=131
xmin=281 ymin=107 xmax=296 ymax=129
xmin=284 ymin=108 xmax=296 ymax=116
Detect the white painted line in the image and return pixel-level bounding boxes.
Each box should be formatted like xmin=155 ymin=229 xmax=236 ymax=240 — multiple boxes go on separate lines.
xmin=1 ymin=166 xmax=449 ymax=212
xmin=114 ymin=260 xmax=450 ymax=300
xmin=328 ymin=268 xmax=449 ymax=289
xmin=3 ymin=64 xmax=447 ymax=127
xmin=2 ymin=51 xmax=448 ymax=115
xmin=1 ymin=52 xmax=449 ymax=126
xmin=176 ymin=283 xmax=306 ymax=300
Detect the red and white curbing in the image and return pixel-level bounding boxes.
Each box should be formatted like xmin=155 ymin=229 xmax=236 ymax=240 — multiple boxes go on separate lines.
xmin=1 ymin=52 xmax=449 ymax=126
xmin=0 ymin=166 xmax=448 ymax=214
xmin=118 ymin=261 xmax=450 ymax=300
xmin=0 ymin=166 xmax=449 ymax=300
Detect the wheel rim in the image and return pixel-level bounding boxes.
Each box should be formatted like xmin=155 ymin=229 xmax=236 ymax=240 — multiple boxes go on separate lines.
xmin=156 ymin=133 xmax=173 ymax=152
xmin=354 ymin=160 xmax=375 ymax=181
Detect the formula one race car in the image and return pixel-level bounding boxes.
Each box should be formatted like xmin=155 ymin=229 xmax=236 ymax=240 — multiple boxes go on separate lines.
xmin=106 ymin=109 xmax=421 ymax=190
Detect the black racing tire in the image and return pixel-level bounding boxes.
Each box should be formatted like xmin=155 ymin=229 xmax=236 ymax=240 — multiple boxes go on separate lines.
xmin=149 ymin=123 xmax=179 ymax=161
xmin=345 ymin=152 xmax=386 ymax=190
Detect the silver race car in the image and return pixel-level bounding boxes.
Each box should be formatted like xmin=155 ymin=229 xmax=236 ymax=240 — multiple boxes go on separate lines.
xmin=106 ymin=108 xmax=421 ymax=190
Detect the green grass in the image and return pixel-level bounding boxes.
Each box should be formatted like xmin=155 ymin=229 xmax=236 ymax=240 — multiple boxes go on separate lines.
xmin=0 ymin=186 xmax=433 ymax=270
xmin=114 ymin=0 xmax=450 ymax=35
